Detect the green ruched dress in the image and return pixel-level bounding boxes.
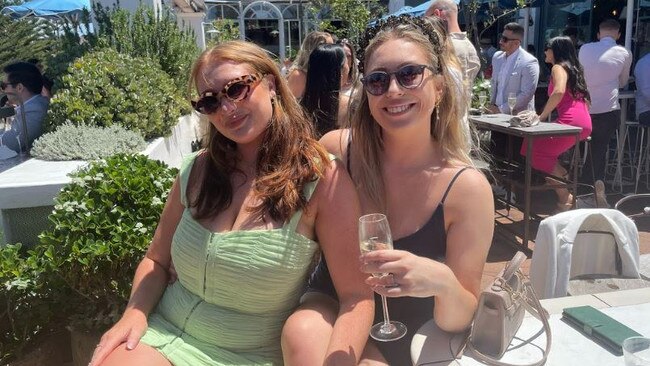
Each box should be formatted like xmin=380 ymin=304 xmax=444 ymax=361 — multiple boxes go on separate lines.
xmin=141 ymin=153 xmax=320 ymax=365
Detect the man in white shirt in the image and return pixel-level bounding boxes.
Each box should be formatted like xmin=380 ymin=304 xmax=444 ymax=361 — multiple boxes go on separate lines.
xmin=487 ymin=22 xmax=539 ymax=115
xmin=635 ymin=52 xmax=650 ymax=126
xmin=578 ymin=19 xmax=632 ymax=187
xmin=425 ymin=0 xmax=480 ymax=82
xmin=0 ymin=62 xmax=49 ymax=152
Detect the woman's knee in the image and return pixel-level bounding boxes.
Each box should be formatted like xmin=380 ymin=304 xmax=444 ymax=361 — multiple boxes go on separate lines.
xmin=281 ymin=294 xmax=338 ymax=364
xmin=99 ymin=342 xmax=171 ymax=366
xmin=283 ymin=295 xmax=337 ymax=341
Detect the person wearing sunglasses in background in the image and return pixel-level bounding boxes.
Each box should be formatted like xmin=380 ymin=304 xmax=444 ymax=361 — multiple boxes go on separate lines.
xmin=485 ymin=22 xmax=540 ymax=166
xmin=281 ymin=15 xmax=493 ymax=365
xmin=487 ymin=22 xmax=539 ymax=116
xmin=1 ymin=61 xmax=48 ymax=153
xmin=89 ymin=40 xmax=374 ymax=366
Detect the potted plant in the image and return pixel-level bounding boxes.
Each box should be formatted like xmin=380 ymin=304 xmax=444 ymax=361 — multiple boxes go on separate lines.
xmin=38 ymin=154 xmax=177 ymax=366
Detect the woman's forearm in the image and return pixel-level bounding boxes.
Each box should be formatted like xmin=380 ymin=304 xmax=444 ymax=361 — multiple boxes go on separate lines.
xmin=123 ymin=256 xmax=170 ymax=317
xmin=540 ymin=92 xmax=564 ymax=121
xmin=432 ymin=265 xmax=479 ymax=333
xmin=324 ymin=296 xmax=374 ymax=366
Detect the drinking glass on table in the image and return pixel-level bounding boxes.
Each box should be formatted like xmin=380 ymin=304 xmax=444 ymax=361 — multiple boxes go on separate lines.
xmin=359 ymin=213 xmax=407 ymax=342
xmin=623 ymin=337 xmax=650 ymax=366
xmin=507 ymin=93 xmax=517 ymax=115
xmin=478 ymin=92 xmax=487 ymax=113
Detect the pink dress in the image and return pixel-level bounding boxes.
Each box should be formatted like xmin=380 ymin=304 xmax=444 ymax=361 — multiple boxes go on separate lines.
xmin=520 ymin=80 xmax=592 ymax=174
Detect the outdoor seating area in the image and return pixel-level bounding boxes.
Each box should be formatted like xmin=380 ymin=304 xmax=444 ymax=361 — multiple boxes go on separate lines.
xmin=2 ymin=0 xmax=650 ymax=365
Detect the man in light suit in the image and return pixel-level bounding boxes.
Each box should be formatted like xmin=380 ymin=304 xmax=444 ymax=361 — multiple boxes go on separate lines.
xmin=487 ymin=22 xmax=539 ymax=115
xmin=0 ymin=62 xmax=49 ymax=153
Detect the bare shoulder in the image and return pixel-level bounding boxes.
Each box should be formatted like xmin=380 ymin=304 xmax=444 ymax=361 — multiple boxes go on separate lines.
xmin=551 ymin=64 xmax=566 ymax=75
xmin=287 ymin=69 xmax=305 ymax=81
xmin=443 ymin=167 xmax=492 ymax=207
xmin=319 ymin=129 xmax=349 ymax=159
xmin=309 ymin=155 xmax=357 ymax=217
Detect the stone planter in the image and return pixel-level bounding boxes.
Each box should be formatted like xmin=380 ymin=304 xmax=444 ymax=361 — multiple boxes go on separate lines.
xmin=7 ymin=330 xmax=71 ymax=366
xmin=69 ymin=328 xmax=103 ymax=366
xmin=0 ymin=114 xmax=199 ymax=247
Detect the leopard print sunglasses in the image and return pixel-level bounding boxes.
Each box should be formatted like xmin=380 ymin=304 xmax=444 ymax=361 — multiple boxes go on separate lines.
xmin=192 ymin=73 xmax=264 ymax=115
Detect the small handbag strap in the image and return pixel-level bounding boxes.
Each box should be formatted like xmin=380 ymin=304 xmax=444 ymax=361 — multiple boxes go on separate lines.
xmin=467 ymin=272 xmax=552 ymax=366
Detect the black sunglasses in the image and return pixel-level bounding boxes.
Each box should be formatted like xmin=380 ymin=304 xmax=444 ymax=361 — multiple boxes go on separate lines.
xmin=500 ymin=35 xmax=520 ymax=43
xmin=361 ymin=64 xmax=436 ymax=96
xmin=192 ymin=73 xmax=264 ymax=115
xmin=0 ymin=81 xmax=16 ymax=90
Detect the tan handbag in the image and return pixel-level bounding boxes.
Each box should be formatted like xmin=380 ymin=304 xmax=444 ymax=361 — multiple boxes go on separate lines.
xmin=467 ymin=251 xmax=552 ymax=366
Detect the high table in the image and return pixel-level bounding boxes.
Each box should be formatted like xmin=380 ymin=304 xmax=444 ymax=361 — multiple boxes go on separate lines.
xmin=469 ymin=114 xmax=583 ymax=249
xmin=411 ymin=287 xmax=650 ymax=365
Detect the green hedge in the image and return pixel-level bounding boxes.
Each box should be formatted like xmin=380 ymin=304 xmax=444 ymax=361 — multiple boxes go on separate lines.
xmin=39 ymin=154 xmax=178 ymax=331
xmin=45 ymin=48 xmax=189 ymax=139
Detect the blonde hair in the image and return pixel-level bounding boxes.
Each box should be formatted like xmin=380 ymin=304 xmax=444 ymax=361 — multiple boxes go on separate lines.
xmin=189 ymin=40 xmax=328 ymax=221
xmin=351 ymin=19 xmax=471 ymax=211
xmin=291 ymin=31 xmax=332 ymax=73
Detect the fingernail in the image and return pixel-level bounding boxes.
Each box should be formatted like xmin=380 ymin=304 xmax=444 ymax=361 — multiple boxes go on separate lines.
xmin=126 ymin=343 xmax=134 ymax=350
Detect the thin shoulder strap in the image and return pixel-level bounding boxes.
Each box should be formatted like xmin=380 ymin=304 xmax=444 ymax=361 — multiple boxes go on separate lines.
xmin=286 ymin=153 xmax=336 ymax=233
xmin=179 ymin=151 xmax=200 ymax=208
xmin=440 ymin=167 xmax=471 ymax=205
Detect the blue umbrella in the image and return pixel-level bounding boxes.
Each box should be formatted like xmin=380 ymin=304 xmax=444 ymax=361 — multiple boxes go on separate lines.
xmin=1 ymin=0 xmax=90 ymax=19
xmin=377 ymin=0 xmax=461 ymax=22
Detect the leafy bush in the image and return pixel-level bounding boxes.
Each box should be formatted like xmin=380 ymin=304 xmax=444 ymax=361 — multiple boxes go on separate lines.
xmin=31 ymin=123 xmax=147 ymax=161
xmin=207 ymin=18 xmax=240 ymax=46
xmin=0 ymin=0 xmax=56 ymax=68
xmin=38 ymin=154 xmax=177 ymax=331
xmin=46 ymin=3 xmax=198 ymax=94
xmin=0 ymin=244 xmax=61 ymax=363
xmin=92 ymin=3 xmax=198 ymax=91
xmin=45 ymin=48 xmax=189 ymax=139
xmin=44 ymin=9 xmax=97 ymax=93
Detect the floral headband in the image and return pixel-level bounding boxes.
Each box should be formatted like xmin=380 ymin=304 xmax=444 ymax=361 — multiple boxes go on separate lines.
xmin=357 ymin=14 xmax=445 ymax=74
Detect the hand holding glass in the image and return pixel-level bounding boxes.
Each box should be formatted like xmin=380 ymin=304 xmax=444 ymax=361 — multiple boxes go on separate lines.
xmin=508 ymin=93 xmax=517 ymax=115
xmin=359 ymin=213 xmax=407 ymax=342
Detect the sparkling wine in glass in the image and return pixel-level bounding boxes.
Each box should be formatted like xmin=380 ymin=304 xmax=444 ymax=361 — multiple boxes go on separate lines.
xmin=508 ymin=92 xmax=517 ymax=115
xmin=478 ymin=92 xmax=487 ymax=113
xmin=359 ymin=213 xmax=407 ymax=342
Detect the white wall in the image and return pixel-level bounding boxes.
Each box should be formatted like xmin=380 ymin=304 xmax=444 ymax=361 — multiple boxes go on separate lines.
xmin=176 ymin=12 xmax=207 ymax=49
xmin=92 ymin=0 xmax=162 ymax=14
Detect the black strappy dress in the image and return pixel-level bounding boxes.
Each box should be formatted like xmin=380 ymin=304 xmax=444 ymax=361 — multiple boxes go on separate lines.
xmin=307 ymin=139 xmax=471 ymax=365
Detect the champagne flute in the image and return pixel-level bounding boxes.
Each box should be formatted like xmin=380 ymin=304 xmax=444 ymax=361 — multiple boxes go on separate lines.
xmin=359 ymin=213 xmax=407 ymax=342
xmin=478 ymin=92 xmax=487 ymax=113
xmin=508 ymin=92 xmax=517 ymax=115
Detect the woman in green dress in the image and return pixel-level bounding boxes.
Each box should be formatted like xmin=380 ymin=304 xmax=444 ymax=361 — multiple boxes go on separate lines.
xmin=89 ymin=40 xmax=374 ymax=366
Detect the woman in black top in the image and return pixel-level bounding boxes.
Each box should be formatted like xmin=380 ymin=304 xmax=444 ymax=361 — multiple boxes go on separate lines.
xmin=282 ymin=15 xmax=494 ymax=365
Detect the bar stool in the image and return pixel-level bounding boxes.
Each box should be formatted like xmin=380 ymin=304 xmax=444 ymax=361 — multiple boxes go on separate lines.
xmin=634 ymin=124 xmax=650 ymax=192
xmin=609 ymin=121 xmax=642 ymax=192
